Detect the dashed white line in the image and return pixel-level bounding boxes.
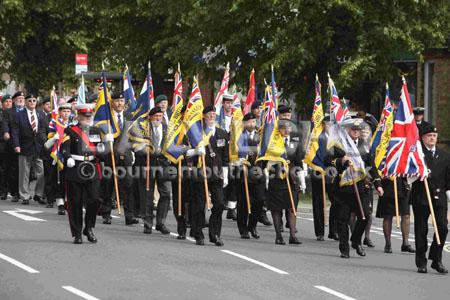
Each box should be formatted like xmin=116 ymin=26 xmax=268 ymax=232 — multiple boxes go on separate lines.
xmin=62 ymin=286 xmax=100 ymax=300
xmin=0 ymin=252 xmax=39 ymax=274
xmin=315 ymin=285 xmax=356 ymax=300
xmin=221 ymin=250 xmax=289 ymax=275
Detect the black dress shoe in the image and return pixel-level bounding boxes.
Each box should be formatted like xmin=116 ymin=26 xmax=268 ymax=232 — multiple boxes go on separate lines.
xmin=155 ymin=224 xmax=170 ymax=234
xmin=22 ymin=199 xmax=29 ymax=205
xmin=73 ymin=236 xmax=83 ymax=244
xmin=125 ymin=218 xmax=139 ymax=225
xmin=317 ymin=236 xmax=324 ymax=241
xmin=417 ymin=266 xmax=427 ymax=274
xmin=34 ymin=196 xmax=46 ymax=205
xmin=351 ymin=243 xmax=366 ymax=256
xmin=289 ymin=236 xmax=302 ymax=245
xmin=363 ymin=238 xmax=375 ymax=248
xmin=143 ymin=227 xmax=152 ymax=234
xmin=340 ymin=252 xmax=350 ymax=258
xmin=275 ymin=237 xmax=286 ymax=245
xmin=57 ymin=205 xmax=65 ymax=215
xmin=82 ymin=227 xmax=97 ymax=243
xmin=103 ymin=216 xmax=112 ymax=224
xmin=328 ymin=233 xmax=339 ymax=241
xmin=259 ymin=213 xmax=272 ymax=226
xmin=431 ymin=261 xmax=448 ymax=274
xmin=0 ymin=195 xmax=7 ymax=200
xmin=226 ymin=209 xmax=237 ymax=221
xmin=249 ymin=228 xmax=260 ymax=239
xmin=177 ymin=233 xmax=186 ymax=240
xmin=240 ymin=232 xmax=250 ymax=239
xmin=195 ymin=238 xmax=204 ymax=246
xmin=384 ymin=244 xmax=393 ymax=253
xmin=11 ymin=196 xmax=19 ymax=203
xmin=210 ymin=235 xmax=224 ymax=246
xmin=401 ymin=245 xmax=415 ymax=253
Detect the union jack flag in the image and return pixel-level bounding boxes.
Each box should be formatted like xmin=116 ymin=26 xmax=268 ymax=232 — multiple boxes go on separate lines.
xmin=172 ymin=65 xmax=183 ymax=110
xmin=231 ymin=92 xmax=241 ymax=114
xmin=50 ymin=86 xmax=59 ymax=120
xmin=328 ymin=75 xmax=348 ymax=124
xmin=383 ymin=77 xmax=428 ymax=180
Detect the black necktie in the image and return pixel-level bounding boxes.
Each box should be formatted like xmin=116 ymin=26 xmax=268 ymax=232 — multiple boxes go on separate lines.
xmin=117 ymin=114 xmax=123 ymax=130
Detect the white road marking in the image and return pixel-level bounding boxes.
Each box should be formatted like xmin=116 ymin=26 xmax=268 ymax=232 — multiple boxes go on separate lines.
xmin=3 ymin=208 xmax=46 ymax=221
xmin=221 ymin=250 xmax=289 ymax=275
xmin=62 ymin=286 xmax=100 ymax=300
xmin=110 ymin=215 xmax=120 ymax=219
xmin=314 ymin=285 xmax=356 ymax=300
xmin=0 ymin=252 xmax=39 ymax=274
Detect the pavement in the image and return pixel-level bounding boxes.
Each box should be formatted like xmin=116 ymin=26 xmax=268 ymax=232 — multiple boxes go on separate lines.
xmin=0 ymin=197 xmax=449 ymax=300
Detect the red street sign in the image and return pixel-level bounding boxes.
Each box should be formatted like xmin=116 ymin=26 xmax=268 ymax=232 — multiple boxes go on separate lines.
xmin=75 ymin=53 xmax=88 ymax=65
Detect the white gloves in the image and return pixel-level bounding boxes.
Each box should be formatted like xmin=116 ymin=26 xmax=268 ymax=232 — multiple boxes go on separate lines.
xmin=96 ymin=143 xmax=105 ymax=153
xmin=186 ymin=146 xmax=206 ymax=158
xmin=103 ymin=133 xmax=114 ymax=143
xmin=67 ymin=158 xmax=75 ymax=168
xmin=222 ymin=167 xmax=228 ymax=188
xmin=298 ymin=170 xmax=307 ymax=193
xmin=44 ymin=132 xmax=60 ymax=149
xmin=446 ymin=190 xmax=450 ymax=201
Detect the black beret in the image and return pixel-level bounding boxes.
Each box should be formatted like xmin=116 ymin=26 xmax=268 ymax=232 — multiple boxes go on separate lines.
xmin=203 ymin=105 xmax=215 ymax=114
xmin=243 ymin=112 xmax=256 ymax=121
xmin=323 ymin=115 xmax=330 ymax=122
xmin=421 ymin=123 xmax=438 ymax=136
xmin=278 ymin=105 xmax=292 ymax=114
xmin=12 ymin=91 xmax=24 ymax=99
xmin=149 ymin=106 xmax=162 ymax=116
xmin=42 ymin=96 xmax=51 ymax=104
xmin=111 ymin=92 xmax=124 ymax=100
xmin=413 ymin=107 xmax=425 ymax=115
xmin=251 ymin=101 xmax=262 ymax=110
xmin=25 ymin=94 xmax=36 ymax=100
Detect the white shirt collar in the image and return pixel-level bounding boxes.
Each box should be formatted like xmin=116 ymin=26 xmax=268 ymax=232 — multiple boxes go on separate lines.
xmin=426 ymin=146 xmax=436 ymax=152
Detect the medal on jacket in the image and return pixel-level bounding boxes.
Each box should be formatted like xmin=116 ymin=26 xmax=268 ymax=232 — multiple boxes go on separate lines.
xmin=210 ymin=152 xmax=216 ymax=158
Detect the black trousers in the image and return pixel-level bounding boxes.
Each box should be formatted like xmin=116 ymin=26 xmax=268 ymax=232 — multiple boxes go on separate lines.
xmin=5 ymin=149 xmax=18 ymax=196
xmin=413 ymin=203 xmax=448 ymax=268
xmin=43 ymin=158 xmax=53 ymax=198
xmin=189 ymin=180 xmax=206 ymax=240
xmin=103 ymin=160 xmax=135 ymax=220
xmin=206 ymin=180 xmax=225 ymax=238
xmin=311 ymin=178 xmax=338 ymax=237
xmin=67 ymin=180 xmax=99 ymax=237
xmin=336 ymin=190 xmax=370 ymax=253
xmin=236 ymin=179 xmax=264 ymax=234
xmin=46 ymin=166 xmax=65 ymax=203
xmin=0 ymin=152 xmax=7 ymax=197
xmin=172 ymin=177 xmax=188 ymax=236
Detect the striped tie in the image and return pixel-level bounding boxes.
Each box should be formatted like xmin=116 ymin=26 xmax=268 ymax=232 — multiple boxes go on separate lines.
xmin=31 ymin=112 xmax=37 ymax=133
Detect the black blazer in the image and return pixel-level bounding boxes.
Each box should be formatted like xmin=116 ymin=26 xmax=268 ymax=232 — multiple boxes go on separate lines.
xmin=411 ymin=147 xmax=450 ymax=208
xmin=11 ymin=109 xmax=46 ymax=157
xmin=204 ymin=126 xmax=229 ymax=182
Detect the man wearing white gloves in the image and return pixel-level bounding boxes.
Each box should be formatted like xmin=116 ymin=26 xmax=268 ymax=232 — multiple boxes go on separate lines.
xmin=60 ymin=104 xmax=109 ymax=244
xmin=412 ymin=124 xmax=449 ymax=274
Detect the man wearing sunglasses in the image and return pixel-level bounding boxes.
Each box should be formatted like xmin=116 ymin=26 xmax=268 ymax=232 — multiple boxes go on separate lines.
xmin=11 ymin=94 xmax=47 ymax=205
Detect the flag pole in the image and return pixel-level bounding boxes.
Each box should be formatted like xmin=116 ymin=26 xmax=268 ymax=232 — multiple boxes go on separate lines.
xmin=393 ymin=177 xmax=400 ymax=228
xmin=350 ymin=165 xmax=365 ymax=220
xmin=201 ymin=154 xmax=211 ymax=209
xmin=321 ymin=172 xmax=328 ymax=226
xmin=243 ymin=164 xmax=251 ymax=214
xmin=102 ymin=63 xmax=122 ymax=215
xmin=146 ymin=61 xmax=151 ymax=191
xmin=424 ymin=178 xmax=441 ymax=245
xmin=177 ymin=159 xmax=182 ymax=216
xmin=285 ymin=165 xmax=297 ymax=216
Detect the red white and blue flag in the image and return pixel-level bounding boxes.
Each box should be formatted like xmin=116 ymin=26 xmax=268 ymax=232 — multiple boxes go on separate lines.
xmin=383 ymin=77 xmax=428 ymax=180
xmin=328 ymin=75 xmax=348 ymax=124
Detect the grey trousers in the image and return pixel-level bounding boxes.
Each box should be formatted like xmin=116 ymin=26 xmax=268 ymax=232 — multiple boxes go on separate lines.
xmin=18 ymin=155 xmax=44 ymax=200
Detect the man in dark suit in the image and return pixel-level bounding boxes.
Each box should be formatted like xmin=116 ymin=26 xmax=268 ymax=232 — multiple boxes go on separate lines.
xmin=413 ymin=107 xmax=431 ymax=136
xmin=130 ymin=106 xmax=172 ymax=235
xmin=3 ymin=91 xmax=25 ymax=202
xmin=11 ymin=94 xmax=47 ymax=205
xmin=155 ymin=94 xmax=172 ymax=126
xmin=412 ymin=124 xmax=449 ymax=274
xmin=101 ymin=92 xmax=138 ymax=225
xmin=234 ymin=112 xmax=265 ymax=239
xmin=0 ymin=94 xmax=13 ymax=200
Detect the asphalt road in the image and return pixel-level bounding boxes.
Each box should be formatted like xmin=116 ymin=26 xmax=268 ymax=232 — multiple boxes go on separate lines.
xmin=1 ymin=197 xmax=449 ymax=300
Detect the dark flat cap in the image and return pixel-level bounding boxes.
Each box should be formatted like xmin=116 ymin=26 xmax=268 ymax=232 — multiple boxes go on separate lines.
xmin=111 ymin=92 xmax=124 ymax=100
xmin=149 ymin=106 xmax=162 ymax=116
xmin=155 ymin=94 xmax=168 ymax=104
xmin=278 ymin=105 xmax=292 ymax=114
xmin=251 ymin=101 xmax=262 ymax=110
xmin=413 ymin=107 xmax=425 ymax=115
xmin=243 ymin=112 xmax=256 ymax=121
xmin=203 ymin=105 xmax=215 ymax=114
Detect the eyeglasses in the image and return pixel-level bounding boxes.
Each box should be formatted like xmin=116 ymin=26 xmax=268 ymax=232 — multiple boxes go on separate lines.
xmin=27 ymin=99 xmax=36 ymax=103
